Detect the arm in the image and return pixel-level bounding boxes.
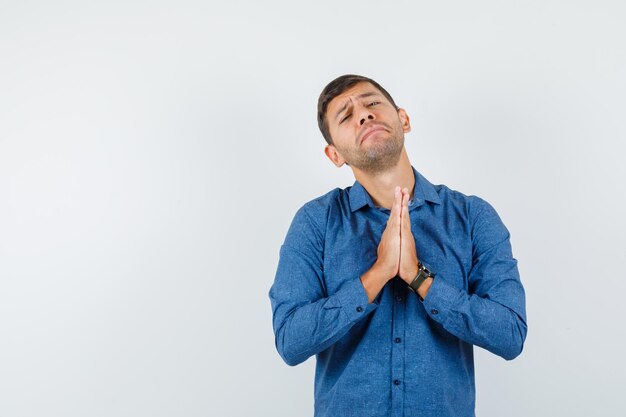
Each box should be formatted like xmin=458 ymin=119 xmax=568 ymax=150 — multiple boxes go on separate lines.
xmin=404 ymin=195 xmax=528 ymax=360
xmin=269 ymin=190 xmax=404 ymax=366
xmin=270 ymin=239 xmax=375 ymax=366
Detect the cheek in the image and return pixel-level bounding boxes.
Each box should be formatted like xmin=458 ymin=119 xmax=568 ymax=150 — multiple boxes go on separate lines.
xmin=332 ymin=127 xmax=353 ymax=146
xmin=327 ymin=124 xmax=341 ymax=142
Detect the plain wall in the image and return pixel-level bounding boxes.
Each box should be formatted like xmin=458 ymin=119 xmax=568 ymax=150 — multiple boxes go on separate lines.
xmin=1 ymin=1 xmax=625 ymax=416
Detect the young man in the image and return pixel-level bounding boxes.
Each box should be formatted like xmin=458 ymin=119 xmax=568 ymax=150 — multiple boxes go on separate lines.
xmin=269 ymin=74 xmax=527 ymax=417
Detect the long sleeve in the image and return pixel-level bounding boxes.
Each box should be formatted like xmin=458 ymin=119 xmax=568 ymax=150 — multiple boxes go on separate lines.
xmin=268 ymin=172 xmax=527 ymax=417
xmin=269 ymin=205 xmax=377 ymax=366
xmin=421 ymin=198 xmax=528 ymax=360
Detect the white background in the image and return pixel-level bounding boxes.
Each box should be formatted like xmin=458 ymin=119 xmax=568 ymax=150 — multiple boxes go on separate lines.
xmin=1 ymin=1 xmax=625 ymax=416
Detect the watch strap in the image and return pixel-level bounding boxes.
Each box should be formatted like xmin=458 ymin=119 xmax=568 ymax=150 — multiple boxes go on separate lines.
xmin=408 ymin=262 xmax=434 ymax=294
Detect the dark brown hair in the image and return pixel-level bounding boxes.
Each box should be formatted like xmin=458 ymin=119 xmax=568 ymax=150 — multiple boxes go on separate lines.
xmin=317 ymin=74 xmax=398 ymax=145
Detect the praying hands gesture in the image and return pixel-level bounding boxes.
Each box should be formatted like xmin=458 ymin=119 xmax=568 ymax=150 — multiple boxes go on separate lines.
xmin=360 ymin=186 xmax=433 ymax=302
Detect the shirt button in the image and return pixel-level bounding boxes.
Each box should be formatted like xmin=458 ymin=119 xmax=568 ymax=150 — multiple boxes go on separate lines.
xmin=393 ymin=379 xmax=401 ymax=386
xmin=431 ymin=309 xmax=439 ymax=315
xmin=394 ymin=337 xmax=401 ymax=343
xmin=356 ymin=306 xmax=363 ymax=313
xmin=395 ymin=295 xmax=402 ymax=302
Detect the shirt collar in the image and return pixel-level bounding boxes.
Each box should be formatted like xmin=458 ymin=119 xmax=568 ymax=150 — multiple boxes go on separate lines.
xmin=348 ymin=166 xmax=441 ymax=213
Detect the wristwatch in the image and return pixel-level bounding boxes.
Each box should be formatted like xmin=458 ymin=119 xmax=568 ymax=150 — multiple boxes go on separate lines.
xmin=408 ymin=262 xmax=435 ymax=294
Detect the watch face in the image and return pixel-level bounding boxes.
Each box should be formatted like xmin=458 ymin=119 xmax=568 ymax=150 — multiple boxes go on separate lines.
xmin=420 ymin=261 xmax=434 ymax=276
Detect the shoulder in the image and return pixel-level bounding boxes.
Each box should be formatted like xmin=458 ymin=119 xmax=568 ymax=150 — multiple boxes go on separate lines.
xmin=413 ymin=169 xmax=492 ymax=218
xmin=435 ymin=184 xmax=510 ymax=251
xmin=433 ymin=183 xmax=496 ymax=218
xmin=300 ymin=187 xmax=344 ymax=215
xmin=297 ymin=187 xmax=345 ymax=219
xmin=286 ymin=187 xmax=347 ymax=243
xmin=433 ymin=182 xmax=507 ymax=233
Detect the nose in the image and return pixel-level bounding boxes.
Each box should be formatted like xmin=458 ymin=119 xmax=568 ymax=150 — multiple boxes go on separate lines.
xmin=359 ymin=113 xmax=374 ymax=126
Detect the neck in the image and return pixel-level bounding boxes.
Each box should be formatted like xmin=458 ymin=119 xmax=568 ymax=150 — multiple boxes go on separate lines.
xmin=352 ymin=149 xmax=415 ymax=210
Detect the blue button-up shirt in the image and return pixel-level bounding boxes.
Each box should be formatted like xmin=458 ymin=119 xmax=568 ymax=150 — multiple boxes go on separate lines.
xmin=269 ymin=168 xmax=527 ymax=417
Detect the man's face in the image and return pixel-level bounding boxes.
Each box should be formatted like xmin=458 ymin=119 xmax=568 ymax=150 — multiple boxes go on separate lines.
xmin=324 ymin=82 xmax=411 ymax=174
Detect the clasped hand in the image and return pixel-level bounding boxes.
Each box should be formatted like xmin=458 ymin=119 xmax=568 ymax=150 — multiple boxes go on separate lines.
xmin=374 ymin=186 xmax=419 ymax=284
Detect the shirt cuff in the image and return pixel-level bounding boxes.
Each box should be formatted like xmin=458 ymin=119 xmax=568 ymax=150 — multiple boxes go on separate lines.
xmin=332 ymin=277 xmax=377 ymax=323
xmin=421 ymin=276 xmax=461 ymax=324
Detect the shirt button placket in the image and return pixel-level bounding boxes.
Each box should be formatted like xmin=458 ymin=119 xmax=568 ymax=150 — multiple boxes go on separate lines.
xmin=390 ymin=284 xmax=406 ymax=417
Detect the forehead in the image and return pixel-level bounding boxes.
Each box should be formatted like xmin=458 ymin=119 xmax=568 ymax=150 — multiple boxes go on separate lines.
xmin=327 ymin=82 xmax=386 ymax=111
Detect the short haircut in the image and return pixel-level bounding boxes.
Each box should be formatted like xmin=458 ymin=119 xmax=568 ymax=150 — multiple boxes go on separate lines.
xmin=317 ymin=74 xmax=399 ymax=145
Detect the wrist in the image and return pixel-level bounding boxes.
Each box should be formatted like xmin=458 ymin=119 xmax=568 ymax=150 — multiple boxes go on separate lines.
xmin=407 ymin=262 xmax=435 ymax=300
xmin=417 ymin=277 xmax=433 ymax=300
xmin=371 ymin=260 xmax=397 ymax=282
xmin=399 ymin=261 xmax=419 ymax=283
xmin=360 ymin=265 xmax=392 ymax=303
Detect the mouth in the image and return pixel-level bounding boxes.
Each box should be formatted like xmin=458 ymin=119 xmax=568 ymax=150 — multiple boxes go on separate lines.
xmin=359 ymin=125 xmax=387 ymax=144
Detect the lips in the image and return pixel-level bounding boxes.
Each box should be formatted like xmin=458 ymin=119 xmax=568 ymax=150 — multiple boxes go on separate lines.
xmin=359 ymin=124 xmax=387 ymax=144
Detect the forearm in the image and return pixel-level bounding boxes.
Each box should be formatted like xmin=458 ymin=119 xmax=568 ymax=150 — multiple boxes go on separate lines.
xmin=416 ymin=277 xmax=433 ymax=300
xmin=360 ymin=264 xmax=392 ymax=303
xmin=421 ymin=277 xmax=527 ymax=360
xmin=414 ymin=197 xmax=528 ymax=360
xmin=272 ymin=278 xmax=375 ymax=366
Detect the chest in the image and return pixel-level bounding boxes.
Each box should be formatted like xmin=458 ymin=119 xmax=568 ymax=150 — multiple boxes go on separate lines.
xmin=322 ymin=205 xmax=473 ymax=295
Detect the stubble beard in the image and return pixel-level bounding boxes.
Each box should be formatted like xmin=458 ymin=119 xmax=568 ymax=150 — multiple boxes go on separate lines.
xmin=339 ymin=130 xmax=405 ymax=176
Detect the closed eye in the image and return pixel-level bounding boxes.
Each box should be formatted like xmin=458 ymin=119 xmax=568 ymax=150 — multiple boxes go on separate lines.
xmin=368 ymin=101 xmax=380 ymax=107
xmin=340 ymin=114 xmax=351 ymax=124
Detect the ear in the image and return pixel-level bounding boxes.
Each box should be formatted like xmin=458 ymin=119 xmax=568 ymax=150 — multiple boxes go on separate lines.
xmin=324 ymin=144 xmax=346 ymax=168
xmin=397 ymin=108 xmax=411 ymax=133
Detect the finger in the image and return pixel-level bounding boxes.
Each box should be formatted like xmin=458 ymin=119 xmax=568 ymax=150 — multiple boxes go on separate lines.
xmin=402 ymin=201 xmax=411 ymax=229
xmin=395 ymin=187 xmax=403 ymax=226
xmin=401 ymin=188 xmax=412 ymax=229
xmin=401 ymin=188 xmax=409 ymax=208
xmin=389 ymin=186 xmax=401 ymax=226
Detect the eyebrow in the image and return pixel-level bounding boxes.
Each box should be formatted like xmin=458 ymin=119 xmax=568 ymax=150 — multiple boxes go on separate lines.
xmin=334 ymin=92 xmax=380 ymax=121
